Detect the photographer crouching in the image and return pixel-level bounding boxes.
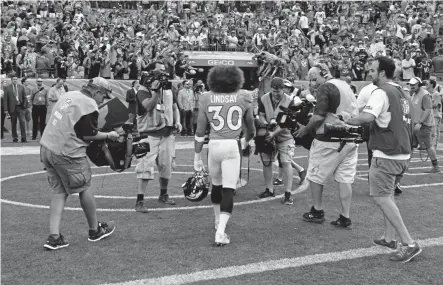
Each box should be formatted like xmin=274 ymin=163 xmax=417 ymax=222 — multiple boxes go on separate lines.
xmin=256 ymin=77 xmax=296 ymax=205
xmin=294 ymin=64 xmax=359 ymax=228
xmin=134 ymin=61 xmax=182 ymax=213
xmin=346 ymin=56 xmax=421 ymax=263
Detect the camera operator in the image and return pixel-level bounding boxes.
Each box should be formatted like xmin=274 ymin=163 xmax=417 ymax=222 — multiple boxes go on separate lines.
xmin=256 ymin=77 xmax=296 ymax=205
xmin=294 ymin=64 xmax=358 ymax=228
xmin=134 ymin=61 xmax=182 ymax=213
xmin=273 ymin=80 xmax=307 ymax=187
xmin=40 ymin=77 xmax=119 ymax=250
xmin=409 ymin=77 xmax=441 ymax=173
xmin=358 ymin=81 xmax=405 ymax=195
xmin=346 ymin=56 xmax=421 ymax=263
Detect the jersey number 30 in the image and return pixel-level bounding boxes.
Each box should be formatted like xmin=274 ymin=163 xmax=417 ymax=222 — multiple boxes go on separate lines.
xmin=208 ymin=105 xmax=243 ymax=131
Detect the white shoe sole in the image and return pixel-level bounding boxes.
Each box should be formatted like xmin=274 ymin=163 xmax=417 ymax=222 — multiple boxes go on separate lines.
xmin=44 ymin=243 xmax=69 ymax=250
xmin=88 ymin=226 xmax=116 ymax=242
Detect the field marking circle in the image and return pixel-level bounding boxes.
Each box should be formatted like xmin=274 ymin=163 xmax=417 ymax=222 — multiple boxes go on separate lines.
xmin=0 ymin=165 xmax=304 ymax=212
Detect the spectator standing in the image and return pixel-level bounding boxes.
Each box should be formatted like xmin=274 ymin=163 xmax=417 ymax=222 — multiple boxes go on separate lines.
xmin=21 ymin=77 xmax=33 ymax=137
xmin=126 ymin=81 xmax=139 ymax=124
xmin=3 ymin=75 xmax=28 ymax=143
xmin=177 ymin=80 xmax=195 ymax=136
xmin=46 ymin=78 xmax=64 ymax=125
xmin=427 ymin=79 xmax=442 ymax=148
xmin=402 ymin=53 xmax=416 ymax=80
xmin=30 ymin=78 xmax=48 ymax=140
xmin=409 ymin=77 xmax=440 ymax=173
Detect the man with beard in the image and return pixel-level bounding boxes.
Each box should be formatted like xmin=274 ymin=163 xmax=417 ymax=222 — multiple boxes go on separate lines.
xmin=347 ymin=56 xmax=421 ymax=263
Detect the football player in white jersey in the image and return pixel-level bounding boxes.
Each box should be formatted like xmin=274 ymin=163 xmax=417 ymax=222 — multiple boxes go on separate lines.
xmin=194 ymin=66 xmax=256 ymax=246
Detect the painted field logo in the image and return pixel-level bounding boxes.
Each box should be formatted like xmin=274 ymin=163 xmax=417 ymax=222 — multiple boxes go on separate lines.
xmin=208 ymin=60 xmax=235 ymax=66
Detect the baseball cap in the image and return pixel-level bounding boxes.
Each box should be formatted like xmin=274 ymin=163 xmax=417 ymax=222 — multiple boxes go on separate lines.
xmin=408 ymin=77 xmax=422 ymax=85
xmin=91 ymin=77 xmax=112 ymax=98
xmin=270 ymin=77 xmax=285 ymax=89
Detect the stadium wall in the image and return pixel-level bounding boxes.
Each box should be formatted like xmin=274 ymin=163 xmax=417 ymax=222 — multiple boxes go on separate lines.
xmin=6 ymin=79 xmax=443 ymax=100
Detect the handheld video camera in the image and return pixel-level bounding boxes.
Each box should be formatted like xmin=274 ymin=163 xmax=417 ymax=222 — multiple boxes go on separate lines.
xmin=323 ymin=123 xmax=369 ymax=152
xmin=86 ymin=123 xmax=150 ymax=172
xmin=139 ymin=70 xmax=171 ymax=91
xmin=275 ymin=95 xmax=317 ymax=150
xmin=276 ymin=95 xmax=316 ymax=130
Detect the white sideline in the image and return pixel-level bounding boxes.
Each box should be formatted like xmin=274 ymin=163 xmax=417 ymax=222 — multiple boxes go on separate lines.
xmin=102 ymin=237 xmax=443 ymax=285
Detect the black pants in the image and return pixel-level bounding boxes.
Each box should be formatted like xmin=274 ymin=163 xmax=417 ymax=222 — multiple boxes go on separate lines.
xmin=11 ymin=108 xmax=27 ymax=141
xmin=32 ymin=105 xmax=47 ymax=138
xmin=367 ymin=142 xmax=373 ymax=168
xmin=181 ymin=110 xmax=193 ymax=135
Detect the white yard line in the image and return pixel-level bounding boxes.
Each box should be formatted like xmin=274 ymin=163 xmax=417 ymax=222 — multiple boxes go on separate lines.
xmin=102 ymin=236 xmax=443 ymax=285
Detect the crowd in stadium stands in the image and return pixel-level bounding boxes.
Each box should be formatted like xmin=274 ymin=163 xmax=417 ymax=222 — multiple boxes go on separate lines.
xmin=1 ymin=0 xmax=443 ymax=82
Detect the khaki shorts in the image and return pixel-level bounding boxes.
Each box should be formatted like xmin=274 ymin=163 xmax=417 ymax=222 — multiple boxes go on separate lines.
xmin=135 ymin=135 xmax=173 ymax=180
xmin=40 ymin=146 xmax=92 ymax=195
xmin=306 ymin=139 xmax=358 ymax=185
xmin=369 ymin=157 xmax=408 ymax=197
xmin=261 ymin=139 xmax=295 ymax=164
xmin=414 ymin=125 xmax=433 ymax=149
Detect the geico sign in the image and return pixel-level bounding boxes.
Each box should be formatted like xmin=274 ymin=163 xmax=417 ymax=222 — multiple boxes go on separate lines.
xmin=208 ymin=60 xmax=235 ymax=65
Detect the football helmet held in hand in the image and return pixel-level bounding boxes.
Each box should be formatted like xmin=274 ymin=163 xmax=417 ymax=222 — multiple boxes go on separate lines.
xmin=182 ymin=170 xmax=210 ymax=202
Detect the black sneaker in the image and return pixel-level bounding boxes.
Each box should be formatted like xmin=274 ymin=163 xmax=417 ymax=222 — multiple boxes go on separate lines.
xmin=394 ymin=184 xmax=403 ymax=196
xmin=302 ymin=206 xmax=325 ymax=223
xmin=88 ymin=221 xmax=116 ymax=242
xmin=44 ymin=234 xmax=69 ymax=250
xmin=389 ymin=242 xmax=422 ymax=263
xmin=299 ymin=169 xmax=307 ymax=185
xmin=135 ymin=201 xmax=149 ymax=213
xmin=159 ymin=194 xmax=176 ymax=205
xmin=373 ymin=238 xmax=398 ymax=250
xmin=331 ymin=214 xmax=352 ymax=229
xmin=258 ymin=189 xmax=275 ymax=199
xmin=273 ymin=178 xmax=284 ymax=186
xmin=282 ymin=192 xmax=293 ymax=205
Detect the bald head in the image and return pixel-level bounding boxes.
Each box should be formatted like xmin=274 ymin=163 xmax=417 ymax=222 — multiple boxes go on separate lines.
xmin=307 ymin=64 xmax=331 ymax=89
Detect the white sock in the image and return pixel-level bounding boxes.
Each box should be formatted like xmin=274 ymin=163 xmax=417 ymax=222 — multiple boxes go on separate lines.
xmin=216 ymin=212 xmax=231 ymax=235
xmin=213 ymin=204 xmax=220 ymax=225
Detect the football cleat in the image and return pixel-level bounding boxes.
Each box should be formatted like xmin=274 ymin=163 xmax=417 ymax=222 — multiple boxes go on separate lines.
xmin=215 ymin=232 xmax=230 ymax=246
xmin=182 ymin=170 xmax=210 ymax=202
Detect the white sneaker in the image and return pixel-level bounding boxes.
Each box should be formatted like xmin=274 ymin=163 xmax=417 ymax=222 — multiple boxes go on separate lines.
xmin=215 ymin=232 xmax=230 ymax=246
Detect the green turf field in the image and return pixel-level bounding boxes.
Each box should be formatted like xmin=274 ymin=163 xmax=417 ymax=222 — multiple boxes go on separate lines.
xmin=1 ymin=138 xmax=443 ymax=285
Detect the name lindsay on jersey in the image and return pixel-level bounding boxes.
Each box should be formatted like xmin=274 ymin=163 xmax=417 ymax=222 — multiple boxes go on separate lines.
xmin=210 ymin=94 xmax=238 ymax=104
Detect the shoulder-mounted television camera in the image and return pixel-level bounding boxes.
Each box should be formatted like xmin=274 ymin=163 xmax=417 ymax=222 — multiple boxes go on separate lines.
xmin=275 ymin=95 xmax=316 ymax=150
xmin=323 ymin=123 xmax=369 ymax=152
xmin=86 ymin=122 xmax=150 ymax=172
xmin=276 ymin=95 xmax=316 ymax=130
xmin=140 ymin=70 xmax=171 ymax=91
